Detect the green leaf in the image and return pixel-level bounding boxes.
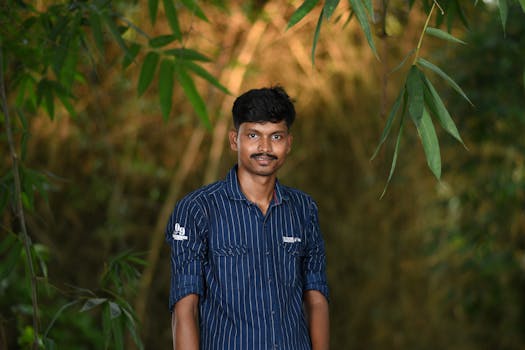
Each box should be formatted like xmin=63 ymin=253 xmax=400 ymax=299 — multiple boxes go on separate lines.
xmin=89 ymin=10 xmax=105 ymax=53
xmin=175 ymin=66 xmax=211 ymax=128
xmin=125 ymin=317 xmax=144 ymax=350
xmin=412 ymin=108 xmax=441 ymax=180
xmin=148 ymin=0 xmax=159 ymax=24
xmin=380 ymin=113 xmax=405 ymax=199
xmin=0 ymin=234 xmax=23 ymax=280
xmin=311 ymin=8 xmax=324 ymax=64
xmin=80 ymin=298 xmax=107 ymax=312
xmin=122 ymin=42 xmax=141 ymax=68
xmin=111 ymin=314 xmax=124 ymax=350
xmin=102 ymin=304 xmax=111 ymax=350
xmin=519 ymin=0 xmax=525 ymax=12
xmin=182 ymin=61 xmax=229 ymax=94
xmin=163 ymin=0 xmax=182 ymax=40
xmin=44 ymin=300 xmax=81 ymax=338
xmin=101 ymin=13 xmax=131 ymax=61
xmin=389 ymin=48 xmax=415 ymax=75
xmin=164 ymin=48 xmax=211 ymax=61
xmin=287 ymin=0 xmax=320 ymax=29
xmin=362 ymin=0 xmax=373 ymax=16
xmin=348 ymin=0 xmax=378 ymax=58
xmin=137 ymin=51 xmax=160 ymax=96
xmin=417 ymin=57 xmax=473 ymax=106
xmin=425 ymin=27 xmax=466 ymax=45
xmin=159 ymin=59 xmax=175 ymax=121
xmin=371 ymin=86 xmax=405 ymax=160
xmin=423 ymin=75 xmax=466 ymax=148
xmin=180 ymin=0 xmax=209 ymax=22
xmin=323 ymin=0 xmax=341 ymax=20
xmin=109 ymin=301 xmax=122 ymax=319
xmin=406 ymin=65 xmax=424 ymax=122
xmin=149 ymin=35 xmax=178 ymax=48
xmin=498 ymin=0 xmax=508 ymax=32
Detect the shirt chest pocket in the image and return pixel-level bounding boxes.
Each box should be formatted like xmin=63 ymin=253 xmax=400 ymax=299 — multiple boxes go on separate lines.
xmin=210 ymin=244 xmax=251 ymax=292
xmin=279 ymin=240 xmax=305 ymax=287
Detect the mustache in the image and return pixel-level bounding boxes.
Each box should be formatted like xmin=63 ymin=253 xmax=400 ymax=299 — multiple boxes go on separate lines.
xmin=251 ymin=153 xmax=278 ymax=160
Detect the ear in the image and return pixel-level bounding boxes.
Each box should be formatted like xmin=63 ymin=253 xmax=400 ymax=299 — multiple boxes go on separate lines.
xmin=229 ymin=129 xmax=239 ymax=151
xmin=286 ymin=134 xmax=293 ymax=154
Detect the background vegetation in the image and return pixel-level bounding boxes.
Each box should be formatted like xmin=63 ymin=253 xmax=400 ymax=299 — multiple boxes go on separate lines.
xmin=1 ymin=0 xmax=524 ymax=349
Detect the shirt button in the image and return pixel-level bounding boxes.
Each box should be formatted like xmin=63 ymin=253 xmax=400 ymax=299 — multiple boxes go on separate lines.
xmin=265 ymin=251 xmax=270 ymax=255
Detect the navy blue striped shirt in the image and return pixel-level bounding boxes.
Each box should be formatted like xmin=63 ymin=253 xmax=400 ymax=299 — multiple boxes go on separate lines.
xmin=166 ymin=165 xmax=329 ymax=350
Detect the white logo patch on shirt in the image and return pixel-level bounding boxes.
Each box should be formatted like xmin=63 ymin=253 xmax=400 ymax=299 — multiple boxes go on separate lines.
xmin=172 ymin=223 xmax=188 ymax=241
xmin=282 ymin=236 xmax=301 ymax=243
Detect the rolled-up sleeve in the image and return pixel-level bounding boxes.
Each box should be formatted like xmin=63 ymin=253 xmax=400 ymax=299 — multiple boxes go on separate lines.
xmin=302 ymin=199 xmax=329 ymax=301
xmin=165 ymin=197 xmax=208 ymax=311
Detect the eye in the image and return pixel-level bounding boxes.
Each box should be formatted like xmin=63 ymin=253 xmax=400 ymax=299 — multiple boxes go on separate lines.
xmin=247 ymin=133 xmax=257 ymax=139
xmin=271 ymin=134 xmax=283 ymax=140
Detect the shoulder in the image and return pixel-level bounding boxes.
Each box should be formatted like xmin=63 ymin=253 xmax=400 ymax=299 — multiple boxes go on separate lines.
xmin=175 ymin=180 xmax=225 ymax=214
xmin=280 ymin=185 xmax=318 ymax=211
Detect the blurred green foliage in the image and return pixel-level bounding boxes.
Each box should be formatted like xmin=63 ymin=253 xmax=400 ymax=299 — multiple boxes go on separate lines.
xmin=1 ymin=1 xmax=525 ymax=349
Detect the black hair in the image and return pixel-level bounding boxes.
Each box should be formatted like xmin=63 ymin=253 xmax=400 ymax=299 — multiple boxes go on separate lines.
xmin=231 ymin=86 xmax=296 ymax=130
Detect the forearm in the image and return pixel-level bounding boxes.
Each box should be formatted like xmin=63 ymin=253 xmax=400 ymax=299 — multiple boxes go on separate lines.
xmin=172 ymin=294 xmax=200 ymax=350
xmin=304 ymin=290 xmax=330 ymax=350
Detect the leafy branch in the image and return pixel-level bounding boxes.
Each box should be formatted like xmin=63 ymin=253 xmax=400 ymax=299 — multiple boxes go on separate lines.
xmin=286 ymin=0 xmax=523 ymax=196
xmin=0 ymin=42 xmax=41 ymax=350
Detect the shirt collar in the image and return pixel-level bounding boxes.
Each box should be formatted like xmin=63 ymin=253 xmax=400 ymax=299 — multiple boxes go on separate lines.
xmin=225 ymin=165 xmax=289 ymax=204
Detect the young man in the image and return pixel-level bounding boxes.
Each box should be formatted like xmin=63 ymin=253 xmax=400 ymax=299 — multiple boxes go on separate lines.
xmin=166 ymin=86 xmax=330 ymax=350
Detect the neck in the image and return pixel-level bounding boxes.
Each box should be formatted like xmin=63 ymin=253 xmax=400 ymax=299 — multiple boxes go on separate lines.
xmin=236 ymin=169 xmax=276 ymax=214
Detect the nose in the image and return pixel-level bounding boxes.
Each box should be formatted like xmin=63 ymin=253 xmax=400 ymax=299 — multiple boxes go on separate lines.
xmin=258 ymin=137 xmax=272 ymax=153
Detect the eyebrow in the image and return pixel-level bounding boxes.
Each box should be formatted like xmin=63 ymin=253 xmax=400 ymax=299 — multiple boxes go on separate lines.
xmin=245 ymin=128 xmax=288 ymax=134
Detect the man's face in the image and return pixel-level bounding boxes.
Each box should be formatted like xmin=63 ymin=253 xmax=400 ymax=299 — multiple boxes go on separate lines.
xmin=229 ymin=120 xmax=293 ymax=178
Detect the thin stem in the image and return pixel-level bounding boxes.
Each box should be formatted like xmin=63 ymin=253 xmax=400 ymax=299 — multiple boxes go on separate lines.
xmin=413 ymin=2 xmax=436 ymax=65
xmin=0 ymin=44 xmax=41 ymax=349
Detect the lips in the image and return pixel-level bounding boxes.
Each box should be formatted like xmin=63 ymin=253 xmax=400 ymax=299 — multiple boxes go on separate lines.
xmin=251 ymin=153 xmax=277 ymax=161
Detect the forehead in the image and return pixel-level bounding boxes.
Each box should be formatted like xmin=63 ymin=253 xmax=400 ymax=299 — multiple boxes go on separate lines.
xmin=238 ymin=121 xmax=289 ymax=133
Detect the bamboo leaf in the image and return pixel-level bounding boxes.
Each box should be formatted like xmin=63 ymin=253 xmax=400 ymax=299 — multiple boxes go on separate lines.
xmin=148 ymin=0 xmax=159 ymax=24
xmin=180 ymin=0 xmax=209 ymax=22
xmin=323 ymin=0 xmax=341 ymax=20
xmin=164 ymin=48 xmax=211 ymax=61
xmin=412 ymin=108 xmax=442 ymax=180
xmin=182 ymin=61 xmax=229 ymax=94
xmin=417 ymin=57 xmax=473 ymax=105
xmin=101 ymin=13 xmax=131 ymax=60
xmin=311 ymin=8 xmax=324 ymax=63
xmin=175 ymin=66 xmax=211 ymax=128
xmin=390 ymin=49 xmax=415 ymax=75
xmin=102 ymin=304 xmax=111 ymax=349
xmin=109 ymin=301 xmax=122 ymax=319
xmin=159 ymin=59 xmax=175 ymax=121
xmin=122 ymin=42 xmax=141 ymax=68
xmin=89 ymin=10 xmax=104 ymax=53
xmin=498 ymin=0 xmax=508 ymax=32
xmin=137 ymin=51 xmax=160 ymax=96
xmin=0 ymin=235 xmax=23 ymax=280
xmin=380 ymin=113 xmax=405 ymax=199
xmin=287 ymin=0 xmax=320 ymax=29
xmin=163 ymin=0 xmax=182 ymax=39
xmin=519 ymin=0 xmax=525 ymax=12
xmin=423 ymin=75 xmax=466 ymax=148
xmin=149 ymin=35 xmax=178 ymax=48
xmin=371 ymin=86 xmax=405 ymax=160
xmin=425 ymin=27 xmax=466 ymax=45
xmin=111 ymin=314 xmax=124 ymax=350
xmin=406 ymin=65 xmax=424 ymax=122
xmin=80 ymin=298 xmax=107 ymax=312
xmin=348 ymin=0 xmax=378 ymax=58
xmin=363 ymin=0 xmax=373 ymax=16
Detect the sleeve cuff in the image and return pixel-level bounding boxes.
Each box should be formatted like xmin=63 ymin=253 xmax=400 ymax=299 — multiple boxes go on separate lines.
xmin=304 ymin=272 xmax=329 ymax=302
xmin=168 ymin=274 xmax=204 ymax=311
